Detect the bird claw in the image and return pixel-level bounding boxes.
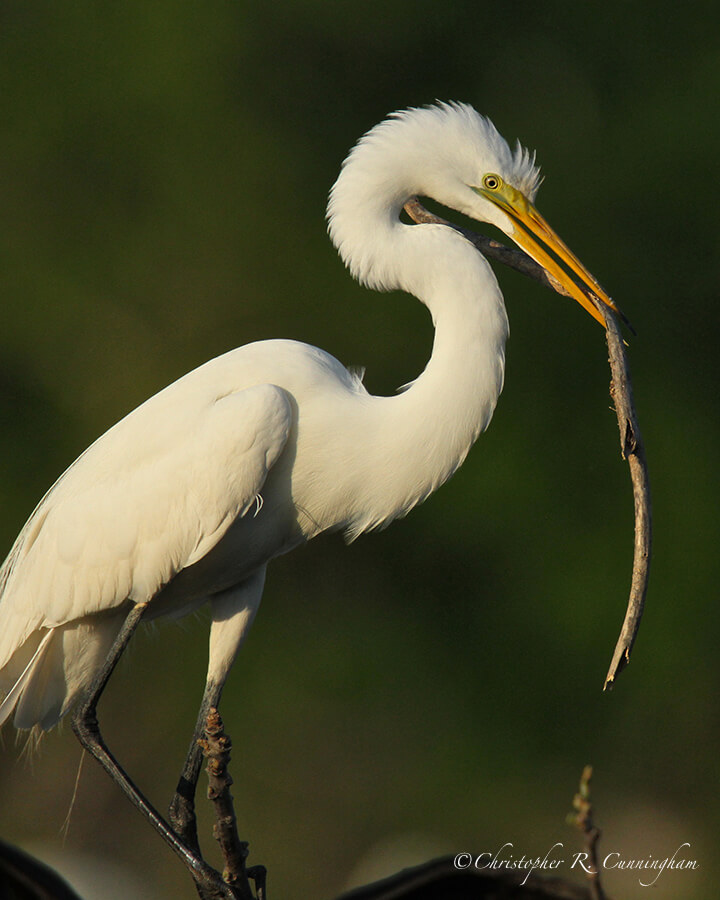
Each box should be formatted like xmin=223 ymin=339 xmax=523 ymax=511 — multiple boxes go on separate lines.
xmin=247 ymin=865 xmax=267 ymax=900
xmin=168 ymin=789 xmax=200 ymax=851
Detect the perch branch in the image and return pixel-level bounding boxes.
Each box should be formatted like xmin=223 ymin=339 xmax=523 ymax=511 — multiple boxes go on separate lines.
xmin=404 ymin=198 xmax=651 ymax=689
xmin=568 ymin=766 xmax=606 ymax=900
xmin=200 ymin=708 xmax=266 ymax=900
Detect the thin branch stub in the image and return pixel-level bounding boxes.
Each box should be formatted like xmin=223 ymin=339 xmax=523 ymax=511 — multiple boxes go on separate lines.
xmin=569 ymin=766 xmax=607 ymax=900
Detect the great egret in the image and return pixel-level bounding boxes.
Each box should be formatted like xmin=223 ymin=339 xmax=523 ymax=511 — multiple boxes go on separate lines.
xmin=0 ymin=102 xmax=617 ymax=880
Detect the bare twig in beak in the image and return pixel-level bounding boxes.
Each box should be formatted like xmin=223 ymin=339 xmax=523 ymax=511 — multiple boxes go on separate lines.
xmin=596 ymin=306 xmax=651 ymax=689
xmin=404 ymin=198 xmax=652 ymax=689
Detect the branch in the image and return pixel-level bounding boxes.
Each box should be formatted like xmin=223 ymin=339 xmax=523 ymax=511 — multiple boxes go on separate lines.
xmin=404 ymin=199 xmax=652 ymax=689
xmin=335 ymin=766 xmax=617 ymax=899
xmin=404 ymin=198 xmax=576 ymax=298
xmin=598 ymin=311 xmax=652 ymax=689
xmin=200 ymin=709 xmax=266 ymax=900
xmin=0 ymin=838 xmax=85 ymax=900
xmin=335 ymin=854 xmax=605 ymax=899
xmin=568 ymin=766 xmax=606 ymax=900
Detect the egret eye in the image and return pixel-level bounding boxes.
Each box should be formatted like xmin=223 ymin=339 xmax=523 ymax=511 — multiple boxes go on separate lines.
xmin=482 ymin=174 xmax=502 ymax=190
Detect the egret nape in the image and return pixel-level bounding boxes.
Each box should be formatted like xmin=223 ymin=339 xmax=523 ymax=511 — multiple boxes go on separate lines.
xmin=0 ymin=103 xmax=617 ymax=886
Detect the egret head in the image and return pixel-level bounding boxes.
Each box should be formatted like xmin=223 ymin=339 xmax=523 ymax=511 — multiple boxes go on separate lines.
xmin=329 ymin=102 xmax=618 ymax=324
xmin=385 ymin=103 xmax=618 ymax=326
xmin=467 ymin=162 xmax=620 ymax=326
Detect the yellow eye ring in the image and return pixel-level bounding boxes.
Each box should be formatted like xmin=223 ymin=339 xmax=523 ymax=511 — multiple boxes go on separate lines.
xmin=482 ymin=174 xmax=502 ymax=190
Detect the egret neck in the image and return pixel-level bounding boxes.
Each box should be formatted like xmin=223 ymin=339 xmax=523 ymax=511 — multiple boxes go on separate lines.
xmin=328 ymin=176 xmax=508 ymax=537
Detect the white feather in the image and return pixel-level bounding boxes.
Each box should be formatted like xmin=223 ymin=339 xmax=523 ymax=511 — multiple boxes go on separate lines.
xmin=0 ymin=102 xmax=542 ymax=730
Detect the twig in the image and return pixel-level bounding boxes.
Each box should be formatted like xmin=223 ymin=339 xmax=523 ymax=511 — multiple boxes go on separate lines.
xmin=404 ymin=198 xmax=651 ymax=689
xmin=568 ymin=766 xmax=606 ymax=900
xmin=598 ymin=311 xmax=651 ymax=689
xmin=200 ymin=709 xmax=265 ymax=900
xmin=404 ymin=198 xmax=575 ymax=298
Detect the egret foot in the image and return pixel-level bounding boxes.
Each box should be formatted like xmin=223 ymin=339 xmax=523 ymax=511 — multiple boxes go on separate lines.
xmin=169 ymin=676 xmax=226 ymax=847
xmin=168 ymin=777 xmax=201 ymax=850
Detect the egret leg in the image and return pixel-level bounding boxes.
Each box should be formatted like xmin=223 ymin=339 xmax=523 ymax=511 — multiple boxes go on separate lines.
xmin=168 ymin=570 xmax=266 ymax=850
xmin=168 ymin=677 xmax=224 ymax=849
xmin=71 ymin=601 xmax=235 ymax=899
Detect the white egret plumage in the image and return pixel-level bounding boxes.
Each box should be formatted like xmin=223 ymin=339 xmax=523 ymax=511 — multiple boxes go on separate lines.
xmin=0 ymin=102 xmax=617 ymax=881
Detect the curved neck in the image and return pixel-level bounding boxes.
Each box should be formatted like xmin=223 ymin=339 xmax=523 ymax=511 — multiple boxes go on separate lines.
xmin=327 ymin=157 xmax=509 ymax=537
xmin=370 ymin=227 xmax=508 ymax=527
xmin=328 ymin=135 xmax=509 ymax=405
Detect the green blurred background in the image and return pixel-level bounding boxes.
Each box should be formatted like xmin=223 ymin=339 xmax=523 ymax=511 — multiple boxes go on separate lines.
xmin=0 ymin=2 xmax=717 ymax=898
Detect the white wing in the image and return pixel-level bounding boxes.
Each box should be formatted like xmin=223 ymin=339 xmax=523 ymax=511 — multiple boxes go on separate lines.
xmin=0 ymin=381 xmax=293 ymax=670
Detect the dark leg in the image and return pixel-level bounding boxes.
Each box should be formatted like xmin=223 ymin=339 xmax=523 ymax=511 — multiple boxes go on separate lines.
xmin=71 ymin=602 xmax=236 ymax=900
xmin=168 ymin=572 xmax=266 ymax=888
xmin=168 ymin=678 xmax=224 ymax=849
xmin=168 ymin=571 xmax=265 ymax=848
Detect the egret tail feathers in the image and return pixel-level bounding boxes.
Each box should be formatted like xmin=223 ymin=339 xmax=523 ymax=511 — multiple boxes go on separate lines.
xmin=0 ymin=613 xmax=124 ymax=731
xmin=0 ymin=629 xmax=54 ymax=727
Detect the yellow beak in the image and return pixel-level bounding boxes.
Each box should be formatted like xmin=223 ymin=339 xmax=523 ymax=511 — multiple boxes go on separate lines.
xmin=474 ymin=182 xmax=624 ymax=328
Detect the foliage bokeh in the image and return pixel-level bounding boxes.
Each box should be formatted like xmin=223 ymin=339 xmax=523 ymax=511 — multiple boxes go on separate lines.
xmin=0 ymin=2 xmax=718 ymax=898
